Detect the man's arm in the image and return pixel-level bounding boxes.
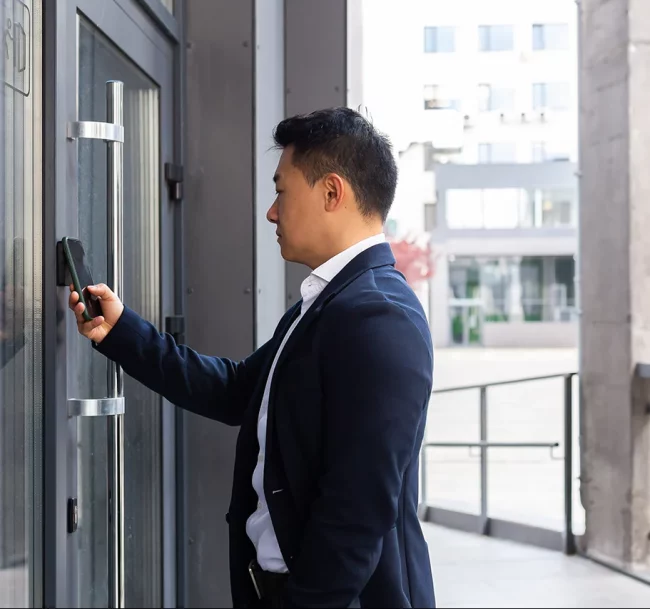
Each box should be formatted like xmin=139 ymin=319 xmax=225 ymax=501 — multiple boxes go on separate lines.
xmin=95 ymin=307 xmax=272 ymax=425
xmin=69 ymin=283 xmax=272 ymax=426
xmin=286 ymin=301 xmax=433 ymax=607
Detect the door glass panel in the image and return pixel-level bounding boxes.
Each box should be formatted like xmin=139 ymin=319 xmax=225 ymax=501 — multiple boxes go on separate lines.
xmin=0 ymin=0 xmax=43 ymax=606
xmin=75 ymin=17 xmax=162 ymax=607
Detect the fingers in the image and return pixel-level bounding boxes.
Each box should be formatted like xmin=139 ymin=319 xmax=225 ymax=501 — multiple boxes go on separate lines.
xmin=68 ymin=284 xmax=106 ymax=337
xmin=86 ymin=283 xmax=114 ymax=300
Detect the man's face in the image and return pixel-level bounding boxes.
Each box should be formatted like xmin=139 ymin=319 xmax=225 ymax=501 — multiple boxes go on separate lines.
xmin=267 ymin=147 xmax=325 ymax=268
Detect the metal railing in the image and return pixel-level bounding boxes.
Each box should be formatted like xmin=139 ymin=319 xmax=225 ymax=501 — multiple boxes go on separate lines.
xmin=420 ymin=373 xmax=577 ymax=555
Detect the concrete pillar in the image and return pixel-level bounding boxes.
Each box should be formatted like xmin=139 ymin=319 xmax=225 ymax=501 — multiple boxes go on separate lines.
xmin=579 ymin=0 xmax=650 ymax=574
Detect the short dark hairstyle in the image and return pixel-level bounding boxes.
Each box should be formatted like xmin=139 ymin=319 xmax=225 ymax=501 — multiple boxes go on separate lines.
xmin=273 ymin=107 xmax=398 ymax=222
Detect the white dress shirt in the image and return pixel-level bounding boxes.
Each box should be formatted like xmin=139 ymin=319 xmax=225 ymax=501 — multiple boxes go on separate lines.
xmin=245 ymin=232 xmax=387 ymax=573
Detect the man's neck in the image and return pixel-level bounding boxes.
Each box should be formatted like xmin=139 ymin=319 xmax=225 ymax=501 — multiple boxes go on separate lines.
xmin=310 ymin=229 xmax=384 ymax=270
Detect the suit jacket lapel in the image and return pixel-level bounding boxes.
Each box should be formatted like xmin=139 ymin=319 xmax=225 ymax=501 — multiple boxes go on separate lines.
xmin=264 ymin=244 xmax=396 ymax=473
xmin=274 ymin=242 xmax=397 ymax=373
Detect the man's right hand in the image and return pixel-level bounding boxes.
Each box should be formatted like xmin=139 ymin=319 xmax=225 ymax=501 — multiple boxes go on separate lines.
xmin=69 ymin=283 xmax=124 ymax=344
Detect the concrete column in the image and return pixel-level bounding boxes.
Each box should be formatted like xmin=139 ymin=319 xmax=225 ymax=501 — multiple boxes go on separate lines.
xmin=579 ymin=0 xmax=650 ymax=574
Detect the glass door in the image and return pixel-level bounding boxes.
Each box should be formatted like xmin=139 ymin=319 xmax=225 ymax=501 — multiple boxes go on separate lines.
xmin=73 ymin=20 xmax=163 ymax=607
xmin=51 ymin=2 xmax=176 ymax=606
xmin=0 ymin=0 xmax=43 ymax=606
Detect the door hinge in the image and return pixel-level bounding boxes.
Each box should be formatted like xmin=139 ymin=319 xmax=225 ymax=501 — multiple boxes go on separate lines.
xmin=165 ymin=315 xmax=185 ymax=344
xmin=67 ymin=497 xmax=78 ymax=533
xmin=165 ymin=162 xmax=184 ymax=202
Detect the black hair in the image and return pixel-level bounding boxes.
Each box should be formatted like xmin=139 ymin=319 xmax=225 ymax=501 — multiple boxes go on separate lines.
xmin=273 ymin=107 xmax=398 ymax=222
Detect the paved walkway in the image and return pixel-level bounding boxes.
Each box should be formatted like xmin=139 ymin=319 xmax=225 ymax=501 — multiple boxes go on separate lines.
xmin=424 ymin=523 xmax=650 ymax=608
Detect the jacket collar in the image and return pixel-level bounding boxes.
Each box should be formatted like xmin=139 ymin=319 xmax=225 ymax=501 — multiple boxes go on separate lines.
xmin=274 ymin=242 xmax=396 ymax=369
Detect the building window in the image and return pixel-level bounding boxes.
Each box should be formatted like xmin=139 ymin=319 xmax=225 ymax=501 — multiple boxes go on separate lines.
xmin=533 ymin=82 xmax=570 ymax=111
xmin=424 ymin=26 xmax=455 ymax=53
xmin=533 ymin=189 xmax=576 ymax=227
xmin=445 ymin=187 xmax=576 ymax=229
xmin=446 ymin=188 xmax=528 ymax=229
xmin=449 ymin=255 xmax=576 ymax=323
xmin=478 ymin=142 xmax=517 ymax=163
xmin=532 ymin=23 xmax=569 ymax=50
xmin=532 ymin=142 xmax=571 ymax=162
xmin=479 ymin=25 xmax=514 ymax=51
xmin=478 ymin=84 xmax=515 ymax=112
xmin=532 ymin=142 xmax=546 ymax=162
xmin=423 ymin=85 xmax=460 ymax=110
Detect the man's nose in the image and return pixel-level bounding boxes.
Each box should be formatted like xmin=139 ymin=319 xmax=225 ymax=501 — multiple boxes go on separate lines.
xmin=267 ymin=202 xmax=278 ymax=224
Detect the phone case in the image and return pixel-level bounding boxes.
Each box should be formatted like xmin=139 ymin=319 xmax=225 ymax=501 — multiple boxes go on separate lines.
xmin=62 ymin=236 xmax=96 ymax=323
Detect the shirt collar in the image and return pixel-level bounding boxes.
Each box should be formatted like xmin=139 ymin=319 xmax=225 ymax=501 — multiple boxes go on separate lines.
xmin=312 ymin=233 xmax=386 ymax=283
xmin=299 ymin=233 xmax=386 ymax=309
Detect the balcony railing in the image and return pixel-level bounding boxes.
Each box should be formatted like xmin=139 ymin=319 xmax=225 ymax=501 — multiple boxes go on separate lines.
xmin=419 ymin=373 xmax=578 ymax=554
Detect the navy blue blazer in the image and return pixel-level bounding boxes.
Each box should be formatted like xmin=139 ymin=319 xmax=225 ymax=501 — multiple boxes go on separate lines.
xmin=96 ymin=243 xmax=436 ymax=608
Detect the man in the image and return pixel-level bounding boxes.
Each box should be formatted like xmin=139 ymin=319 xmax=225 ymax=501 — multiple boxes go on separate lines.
xmin=69 ymin=108 xmax=435 ymax=608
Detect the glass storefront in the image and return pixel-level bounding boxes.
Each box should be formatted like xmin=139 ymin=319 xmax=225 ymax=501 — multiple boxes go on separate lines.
xmin=0 ymin=0 xmax=43 ymax=605
xmin=449 ymin=255 xmax=577 ymax=323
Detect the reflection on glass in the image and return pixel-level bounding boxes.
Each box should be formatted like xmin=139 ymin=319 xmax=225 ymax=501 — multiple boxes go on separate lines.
xmin=76 ymin=18 xmax=162 ymax=608
xmin=161 ymin=0 xmax=174 ymax=14
xmin=0 ymin=0 xmax=42 ymax=607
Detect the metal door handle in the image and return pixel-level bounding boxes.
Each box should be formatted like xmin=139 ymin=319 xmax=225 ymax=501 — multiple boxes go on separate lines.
xmin=67 ymin=80 xmax=125 ymax=609
xmin=106 ymin=80 xmax=125 ymax=609
xmin=68 ymin=397 xmax=125 ymax=417
xmin=67 ymin=120 xmax=124 ymax=143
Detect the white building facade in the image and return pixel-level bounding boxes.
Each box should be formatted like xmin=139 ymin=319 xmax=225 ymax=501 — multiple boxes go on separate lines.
xmin=360 ymin=0 xmax=579 ymax=347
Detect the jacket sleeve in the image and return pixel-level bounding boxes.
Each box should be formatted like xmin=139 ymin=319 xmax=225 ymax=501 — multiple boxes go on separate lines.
xmin=94 ymin=306 xmax=272 ymax=426
xmin=286 ymin=301 xmax=433 ymax=607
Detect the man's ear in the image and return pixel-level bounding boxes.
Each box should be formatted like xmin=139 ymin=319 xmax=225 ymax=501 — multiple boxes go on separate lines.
xmin=323 ymin=173 xmax=346 ymax=212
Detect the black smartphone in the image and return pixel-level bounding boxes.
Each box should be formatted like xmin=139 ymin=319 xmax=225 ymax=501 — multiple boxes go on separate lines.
xmin=61 ymin=237 xmax=103 ymax=322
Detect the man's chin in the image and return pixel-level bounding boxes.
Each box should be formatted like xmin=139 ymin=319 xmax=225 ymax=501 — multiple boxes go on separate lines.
xmin=278 ymin=245 xmax=300 ymax=265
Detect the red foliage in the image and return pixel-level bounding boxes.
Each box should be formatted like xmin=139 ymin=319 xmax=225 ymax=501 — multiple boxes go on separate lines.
xmin=388 ymin=237 xmax=436 ymax=287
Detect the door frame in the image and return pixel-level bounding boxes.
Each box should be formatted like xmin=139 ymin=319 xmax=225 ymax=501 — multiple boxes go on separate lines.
xmin=43 ymin=1 xmax=184 ymax=607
